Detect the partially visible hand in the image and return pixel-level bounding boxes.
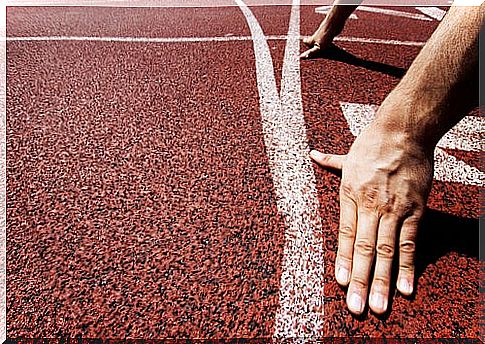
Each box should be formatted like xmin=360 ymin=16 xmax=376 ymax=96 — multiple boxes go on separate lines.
xmin=300 ymin=37 xmax=332 ymax=60
xmin=300 ymin=43 xmax=322 ymax=60
xmin=310 ymin=121 xmax=434 ymax=315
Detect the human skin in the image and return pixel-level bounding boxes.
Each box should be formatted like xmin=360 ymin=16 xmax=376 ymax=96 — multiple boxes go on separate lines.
xmin=301 ymin=0 xmax=360 ymax=59
xmin=310 ymin=4 xmax=483 ymax=315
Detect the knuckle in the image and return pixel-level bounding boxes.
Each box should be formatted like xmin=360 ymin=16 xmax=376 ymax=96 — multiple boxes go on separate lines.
xmin=340 ymin=183 xmax=354 ymax=198
xmin=395 ymin=200 xmax=419 ymax=217
xmin=350 ymin=276 xmax=368 ymax=289
xmin=336 ymin=254 xmax=352 ymax=265
xmin=405 ymin=216 xmax=421 ymax=229
xmin=360 ymin=187 xmax=379 ymax=210
xmin=376 ymin=242 xmax=395 ymax=259
xmin=372 ymin=275 xmax=391 ymax=287
xmin=339 ymin=224 xmax=355 ymax=239
xmin=400 ymin=240 xmax=416 ymax=254
xmin=354 ymin=239 xmax=375 ymax=257
xmin=399 ymin=262 xmax=415 ymax=272
xmin=378 ymin=202 xmax=393 ymax=215
xmin=399 ymin=201 xmax=415 ymax=216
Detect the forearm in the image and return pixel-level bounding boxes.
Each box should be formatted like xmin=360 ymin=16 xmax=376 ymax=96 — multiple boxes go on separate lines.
xmin=375 ymin=5 xmax=484 ymax=150
xmin=325 ymin=2 xmax=360 ymax=35
xmin=314 ymin=1 xmax=360 ymax=40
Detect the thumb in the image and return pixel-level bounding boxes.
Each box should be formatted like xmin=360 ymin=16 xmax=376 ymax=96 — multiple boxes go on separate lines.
xmin=310 ymin=149 xmax=345 ymax=170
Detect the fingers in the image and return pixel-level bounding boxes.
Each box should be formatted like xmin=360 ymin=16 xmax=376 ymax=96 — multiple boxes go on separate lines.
xmin=346 ymin=208 xmax=379 ymax=315
xmin=300 ymin=45 xmax=322 ymax=60
xmin=335 ymin=192 xmax=357 ymax=286
xmin=396 ymin=214 xmax=421 ymax=296
xmin=347 ymin=210 xmax=420 ymax=315
xmin=346 ymin=209 xmax=420 ymax=315
xmin=369 ymin=215 xmax=399 ymax=314
xmin=310 ymin=149 xmax=345 ymax=170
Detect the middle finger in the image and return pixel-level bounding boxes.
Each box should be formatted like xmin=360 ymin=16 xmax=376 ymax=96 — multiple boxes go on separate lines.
xmin=369 ymin=214 xmax=399 ymax=314
xmin=346 ymin=208 xmax=379 ymax=315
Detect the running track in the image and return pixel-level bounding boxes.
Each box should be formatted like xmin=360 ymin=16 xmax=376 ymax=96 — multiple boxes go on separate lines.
xmin=5 ymin=2 xmax=483 ymax=341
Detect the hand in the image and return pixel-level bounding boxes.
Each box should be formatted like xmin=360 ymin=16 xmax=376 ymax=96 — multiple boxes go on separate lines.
xmin=300 ymin=42 xmax=323 ymax=60
xmin=310 ymin=121 xmax=434 ymax=315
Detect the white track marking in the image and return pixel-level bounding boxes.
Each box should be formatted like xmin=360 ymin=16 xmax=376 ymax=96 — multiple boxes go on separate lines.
xmin=315 ymin=6 xmax=358 ymax=19
xmin=433 ymin=147 xmax=483 ymax=186
xmin=7 ymin=0 xmax=479 ymax=6
xmin=277 ymin=0 xmax=325 ymax=338
xmin=340 ymin=102 xmax=484 ymax=152
xmin=6 ymin=35 xmax=426 ymax=46
xmin=7 ymin=0 xmax=325 ymax=6
xmin=7 ymin=35 xmax=258 ymax=43
xmin=235 ymin=0 xmax=325 ymax=338
xmin=357 ymin=5 xmax=432 ymax=21
xmin=437 ymin=116 xmax=483 ymax=152
xmin=334 ymin=36 xmax=425 ymax=46
xmin=340 ymin=102 xmax=484 ymax=186
xmin=415 ymin=6 xmax=447 ymax=20
xmin=340 ymin=102 xmax=379 ymax=137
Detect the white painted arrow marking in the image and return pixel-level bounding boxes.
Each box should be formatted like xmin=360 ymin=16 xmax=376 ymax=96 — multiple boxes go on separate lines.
xmin=436 ymin=116 xmax=483 ymax=152
xmin=415 ymin=7 xmax=447 ymax=21
xmin=340 ymin=102 xmax=484 ymax=186
xmin=236 ymin=0 xmax=325 ymax=338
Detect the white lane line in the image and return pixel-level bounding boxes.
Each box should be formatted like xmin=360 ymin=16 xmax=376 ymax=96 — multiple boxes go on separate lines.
xmin=6 ymin=35 xmax=258 ymax=42
xmin=315 ymin=6 xmax=359 ymax=19
xmin=415 ymin=6 xmax=447 ymax=20
xmin=6 ymin=1 xmax=312 ymax=6
xmin=334 ymin=36 xmax=425 ymax=46
xmin=276 ymin=0 xmax=325 ymax=338
xmin=4 ymin=0 xmax=345 ymax=7
xmin=6 ymin=1 xmax=477 ymax=7
xmin=340 ymin=102 xmax=484 ymax=186
xmin=235 ymin=0 xmax=325 ymax=338
xmin=357 ymin=5 xmax=432 ymax=21
xmin=334 ymin=37 xmax=426 ymax=47
xmin=6 ymin=35 xmax=426 ymax=46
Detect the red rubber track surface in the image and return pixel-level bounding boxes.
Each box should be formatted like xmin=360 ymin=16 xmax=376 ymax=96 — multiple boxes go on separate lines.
xmin=6 ymin=5 xmax=481 ymax=340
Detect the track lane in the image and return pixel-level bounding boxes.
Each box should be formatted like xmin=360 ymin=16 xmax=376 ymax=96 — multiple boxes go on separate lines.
xmin=7 ymin=39 xmax=286 ymax=338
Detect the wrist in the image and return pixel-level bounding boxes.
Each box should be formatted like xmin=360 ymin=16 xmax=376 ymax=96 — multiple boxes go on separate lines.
xmin=372 ymin=86 xmax=446 ymax=154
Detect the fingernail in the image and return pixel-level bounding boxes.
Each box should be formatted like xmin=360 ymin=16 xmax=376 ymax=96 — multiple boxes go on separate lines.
xmin=398 ymin=278 xmax=412 ymax=295
xmin=336 ymin=266 xmax=349 ymax=284
xmin=370 ymin=293 xmax=387 ymax=312
xmin=309 ymin=150 xmax=319 ymax=158
xmin=348 ymin=293 xmax=363 ymax=313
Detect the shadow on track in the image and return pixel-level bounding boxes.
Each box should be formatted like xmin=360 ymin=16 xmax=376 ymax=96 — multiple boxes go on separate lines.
xmin=415 ymin=208 xmax=479 ymax=275
xmin=305 ymin=43 xmax=407 ymax=78
xmin=379 ymin=208 xmax=479 ymax=319
xmin=336 ymin=204 xmax=479 ymax=320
